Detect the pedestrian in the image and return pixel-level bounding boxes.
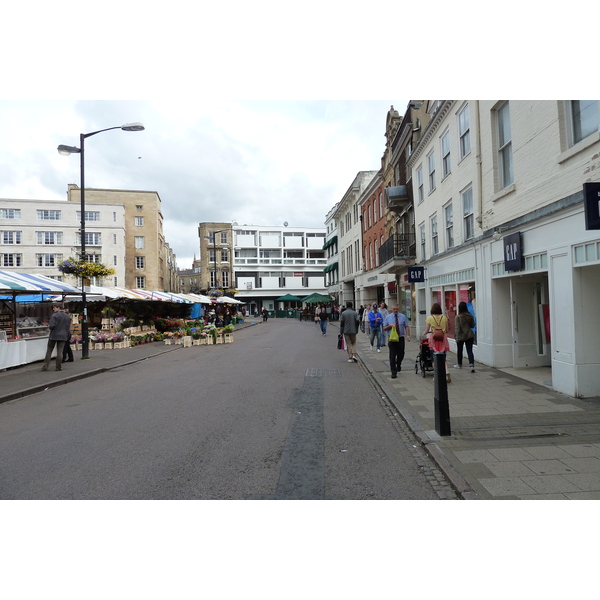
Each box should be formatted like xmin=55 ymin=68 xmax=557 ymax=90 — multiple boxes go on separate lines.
xmin=41 ymin=304 xmax=71 ymax=372
xmin=262 ymin=307 xmax=268 ymax=322
xmin=318 ymin=305 xmax=328 ymax=335
xmin=62 ymin=309 xmax=74 ymax=363
xmin=339 ymin=301 xmax=360 ymax=362
xmin=383 ymin=304 xmax=410 ymax=378
xmin=422 ymin=302 xmax=451 ymax=383
xmin=454 ymin=301 xmax=476 ymax=372
xmin=368 ymin=303 xmax=383 ymax=352
xmin=379 ymin=302 xmax=389 ymax=347
xmin=361 ymin=304 xmax=369 ymax=335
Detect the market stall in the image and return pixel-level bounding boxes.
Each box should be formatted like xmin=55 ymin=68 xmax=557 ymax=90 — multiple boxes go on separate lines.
xmin=0 ymin=271 xmax=81 ymax=369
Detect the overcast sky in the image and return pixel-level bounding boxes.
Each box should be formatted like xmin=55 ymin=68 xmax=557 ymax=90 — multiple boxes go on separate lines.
xmin=0 ymin=99 xmax=407 ymax=269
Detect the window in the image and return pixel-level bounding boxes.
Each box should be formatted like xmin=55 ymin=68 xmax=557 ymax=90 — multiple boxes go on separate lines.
xmin=419 ymin=223 xmax=426 ymax=261
xmin=222 ymin=270 xmax=229 ymax=288
xmin=462 ymin=187 xmax=474 ymax=241
xmin=379 ymin=192 xmax=384 ymax=217
xmin=1 ymin=253 xmax=22 ymax=266
xmin=113 ymin=255 xmax=117 ymax=265
xmin=416 ymin=166 xmax=424 ymax=204
xmin=445 ymin=203 xmax=454 ymax=249
xmin=1 ymin=231 xmax=21 ymax=244
xmin=220 ymin=232 xmax=228 ymax=244
xmin=136 ymin=205 xmax=143 ymax=211
xmin=368 ymin=204 xmax=372 ymax=228
xmin=113 ymin=234 xmax=117 ymax=244
xmin=430 ymin=215 xmax=438 ymax=255
xmin=209 ymin=249 xmax=216 ymax=263
xmin=83 ymin=254 xmax=101 ymax=263
xmin=135 ymin=216 xmax=144 ymax=226
xmin=135 ymin=276 xmax=145 ymax=289
xmin=428 ymin=152 xmax=436 ymax=192
xmin=77 ymin=232 xmax=101 ymax=246
xmin=37 ymin=210 xmax=61 ymax=220
xmin=36 ymin=231 xmax=62 ymax=245
xmin=210 ymin=271 xmax=218 ymax=288
xmin=458 ymin=104 xmax=471 ymax=159
xmin=374 ymin=239 xmax=379 ymax=267
xmin=441 ymin=130 xmax=451 ymax=178
xmin=36 ymin=253 xmax=62 ymax=267
xmin=77 ymin=211 xmax=100 ymax=221
xmin=134 ymin=236 xmax=145 ymax=249
xmin=363 ymin=211 xmax=367 ymax=232
xmin=497 ymin=102 xmax=514 ymax=188
xmin=0 ymin=209 xmax=21 ymax=219
xmin=135 ymin=256 xmax=145 ymax=269
xmin=569 ymin=100 xmax=599 ymax=145
xmin=373 ymin=198 xmax=377 ymax=222
xmin=221 ymin=249 xmax=229 ymax=262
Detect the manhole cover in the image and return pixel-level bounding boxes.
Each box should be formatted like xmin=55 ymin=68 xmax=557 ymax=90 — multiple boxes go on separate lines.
xmin=305 ymin=368 xmax=342 ymax=377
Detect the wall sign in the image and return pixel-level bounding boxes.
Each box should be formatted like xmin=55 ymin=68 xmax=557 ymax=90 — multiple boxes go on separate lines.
xmin=408 ymin=266 xmax=425 ymax=283
xmin=503 ymin=232 xmax=523 ymax=271
xmin=583 ymin=182 xmax=600 ymax=230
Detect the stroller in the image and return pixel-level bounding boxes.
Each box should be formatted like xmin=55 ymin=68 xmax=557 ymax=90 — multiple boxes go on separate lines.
xmin=415 ymin=336 xmax=435 ymax=377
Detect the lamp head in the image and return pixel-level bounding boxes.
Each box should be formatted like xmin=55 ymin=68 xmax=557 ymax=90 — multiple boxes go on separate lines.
xmin=57 ymin=144 xmax=81 ymax=155
xmin=121 ymin=122 xmax=145 ymax=132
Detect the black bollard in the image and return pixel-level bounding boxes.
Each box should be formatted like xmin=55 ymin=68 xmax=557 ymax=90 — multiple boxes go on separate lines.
xmin=433 ymin=352 xmax=452 ymax=436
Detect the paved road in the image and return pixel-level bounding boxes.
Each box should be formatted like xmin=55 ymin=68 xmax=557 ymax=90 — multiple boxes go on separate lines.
xmin=0 ymin=319 xmax=455 ymax=499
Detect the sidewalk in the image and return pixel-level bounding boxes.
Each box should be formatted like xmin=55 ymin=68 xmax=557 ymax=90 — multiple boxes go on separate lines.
xmin=348 ymin=323 xmax=600 ymax=499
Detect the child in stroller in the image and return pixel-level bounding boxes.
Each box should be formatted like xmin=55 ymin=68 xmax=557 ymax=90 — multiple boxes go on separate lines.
xmin=415 ymin=336 xmax=435 ymax=377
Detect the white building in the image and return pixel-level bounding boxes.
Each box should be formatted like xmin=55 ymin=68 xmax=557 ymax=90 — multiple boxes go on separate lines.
xmin=233 ymin=224 xmax=327 ymax=314
xmin=409 ymin=100 xmax=600 ymax=398
xmin=332 ymin=171 xmax=378 ymax=306
xmin=323 ymin=203 xmax=340 ymax=303
xmin=0 ymin=197 xmax=127 ymax=286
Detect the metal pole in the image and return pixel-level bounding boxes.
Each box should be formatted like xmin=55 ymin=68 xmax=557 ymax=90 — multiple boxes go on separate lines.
xmin=433 ymin=352 xmax=451 ymax=435
xmin=80 ymin=133 xmax=89 ymax=359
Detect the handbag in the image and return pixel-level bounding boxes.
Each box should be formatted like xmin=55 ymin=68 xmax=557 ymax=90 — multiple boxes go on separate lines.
xmin=389 ymin=326 xmax=400 ymax=343
xmin=337 ymin=333 xmax=343 ymax=350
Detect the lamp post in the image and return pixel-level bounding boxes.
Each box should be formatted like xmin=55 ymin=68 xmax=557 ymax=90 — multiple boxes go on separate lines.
xmin=58 ymin=122 xmax=145 ymax=358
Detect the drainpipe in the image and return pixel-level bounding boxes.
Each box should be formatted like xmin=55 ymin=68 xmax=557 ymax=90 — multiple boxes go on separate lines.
xmin=474 ymin=100 xmax=484 ymax=229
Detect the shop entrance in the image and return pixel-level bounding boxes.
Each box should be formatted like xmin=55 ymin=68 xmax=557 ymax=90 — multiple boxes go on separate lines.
xmin=511 ymin=274 xmax=550 ymax=368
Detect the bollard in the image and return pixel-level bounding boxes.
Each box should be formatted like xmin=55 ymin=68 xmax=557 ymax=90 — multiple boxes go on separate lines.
xmin=433 ymin=352 xmax=452 ymax=436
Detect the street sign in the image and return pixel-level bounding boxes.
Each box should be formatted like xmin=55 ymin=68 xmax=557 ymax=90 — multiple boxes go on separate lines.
xmin=408 ymin=266 xmax=425 ymax=283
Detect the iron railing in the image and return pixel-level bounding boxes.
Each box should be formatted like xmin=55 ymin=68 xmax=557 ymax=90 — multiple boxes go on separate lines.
xmin=379 ymin=233 xmax=416 ymax=265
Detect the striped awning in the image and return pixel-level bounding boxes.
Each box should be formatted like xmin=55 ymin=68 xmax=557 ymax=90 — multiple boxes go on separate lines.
xmin=0 ymin=270 xmax=81 ymax=294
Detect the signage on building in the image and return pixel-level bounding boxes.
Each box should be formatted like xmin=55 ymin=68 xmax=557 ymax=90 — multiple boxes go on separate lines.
xmin=503 ymin=232 xmax=523 ymax=271
xmin=583 ymin=182 xmax=600 ymax=230
xmin=407 ymin=266 xmax=425 ymax=283
xmin=367 ymin=275 xmax=378 ymax=282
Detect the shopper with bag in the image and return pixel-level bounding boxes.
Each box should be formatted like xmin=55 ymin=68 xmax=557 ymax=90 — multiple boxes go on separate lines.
xmin=339 ymin=301 xmax=360 ymax=363
xmin=383 ymin=304 xmax=410 ymax=378
xmin=422 ymin=302 xmax=451 ymax=383
xmin=454 ymin=301 xmax=476 ymax=372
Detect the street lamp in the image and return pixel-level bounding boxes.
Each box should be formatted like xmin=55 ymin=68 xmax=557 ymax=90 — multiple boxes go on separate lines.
xmin=57 ymin=122 xmax=145 ymax=359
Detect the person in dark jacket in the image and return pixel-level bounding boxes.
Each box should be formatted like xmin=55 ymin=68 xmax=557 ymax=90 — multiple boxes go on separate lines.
xmin=339 ymin=301 xmax=360 ymax=362
xmin=41 ymin=304 xmax=72 ymax=371
xmin=454 ymin=301 xmax=476 ymax=372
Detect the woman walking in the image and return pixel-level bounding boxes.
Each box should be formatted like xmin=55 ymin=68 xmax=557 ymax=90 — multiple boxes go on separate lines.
xmin=454 ymin=301 xmax=476 ymax=372
xmin=422 ymin=302 xmax=451 ymax=383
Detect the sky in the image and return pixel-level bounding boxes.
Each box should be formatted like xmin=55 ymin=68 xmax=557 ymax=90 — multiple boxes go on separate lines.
xmin=0 ymin=99 xmax=407 ymax=269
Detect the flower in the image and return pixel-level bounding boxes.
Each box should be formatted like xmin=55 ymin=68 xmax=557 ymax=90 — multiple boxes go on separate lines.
xmin=58 ymin=257 xmax=115 ymax=279
xmin=208 ymin=289 xmax=223 ymax=297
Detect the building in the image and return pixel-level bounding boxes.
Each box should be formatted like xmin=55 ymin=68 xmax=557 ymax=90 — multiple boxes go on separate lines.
xmin=197 ymin=222 xmax=233 ymax=294
xmin=1 ymin=197 xmax=127 ymax=286
xmin=178 ymin=257 xmax=202 ymax=294
xmin=323 ymin=203 xmax=340 ymax=303
xmin=67 ymin=185 xmax=178 ymax=291
xmin=233 ymin=224 xmax=327 ymax=314
xmin=407 ymin=100 xmax=600 ymax=398
xmin=333 ymin=171 xmax=378 ymax=307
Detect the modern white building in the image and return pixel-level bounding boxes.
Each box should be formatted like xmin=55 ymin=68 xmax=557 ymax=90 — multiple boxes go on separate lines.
xmin=408 ymin=100 xmax=600 ymax=398
xmin=0 ymin=197 xmax=127 ymax=286
xmin=233 ymin=224 xmax=327 ymax=314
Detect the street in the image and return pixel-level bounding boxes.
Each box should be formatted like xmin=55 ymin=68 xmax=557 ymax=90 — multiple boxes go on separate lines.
xmin=0 ymin=319 xmax=454 ymax=500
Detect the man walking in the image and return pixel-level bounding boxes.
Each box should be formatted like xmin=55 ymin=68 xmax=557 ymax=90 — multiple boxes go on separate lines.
xmin=383 ymin=304 xmax=411 ymax=378
xmin=368 ymin=303 xmax=383 ymax=352
xmin=318 ymin=305 xmax=328 ymax=335
xmin=339 ymin=301 xmax=360 ymax=362
xmin=41 ymin=304 xmax=72 ymax=371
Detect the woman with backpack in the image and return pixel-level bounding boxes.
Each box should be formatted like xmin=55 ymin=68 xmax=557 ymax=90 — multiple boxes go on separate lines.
xmin=422 ymin=302 xmax=451 ymax=383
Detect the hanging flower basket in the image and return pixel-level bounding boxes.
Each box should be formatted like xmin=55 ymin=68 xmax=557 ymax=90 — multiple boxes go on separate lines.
xmin=208 ymin=289 xmax=223 ymax=298
xmin=58 ymin=258 xmax=115 ymax=279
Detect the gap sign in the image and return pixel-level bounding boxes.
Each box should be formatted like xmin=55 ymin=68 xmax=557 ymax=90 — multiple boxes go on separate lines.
xmin=584 ymin=182 xmax=600 ymax=230
xmin=504 ymin=232 xmax=523 ymax=271
xmin=408 ymin=266 xmax=425 ymax=283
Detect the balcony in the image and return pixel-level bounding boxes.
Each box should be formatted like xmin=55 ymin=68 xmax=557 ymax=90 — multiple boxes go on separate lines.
xmin=379 ymin=233 xmax=416 ymax=274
